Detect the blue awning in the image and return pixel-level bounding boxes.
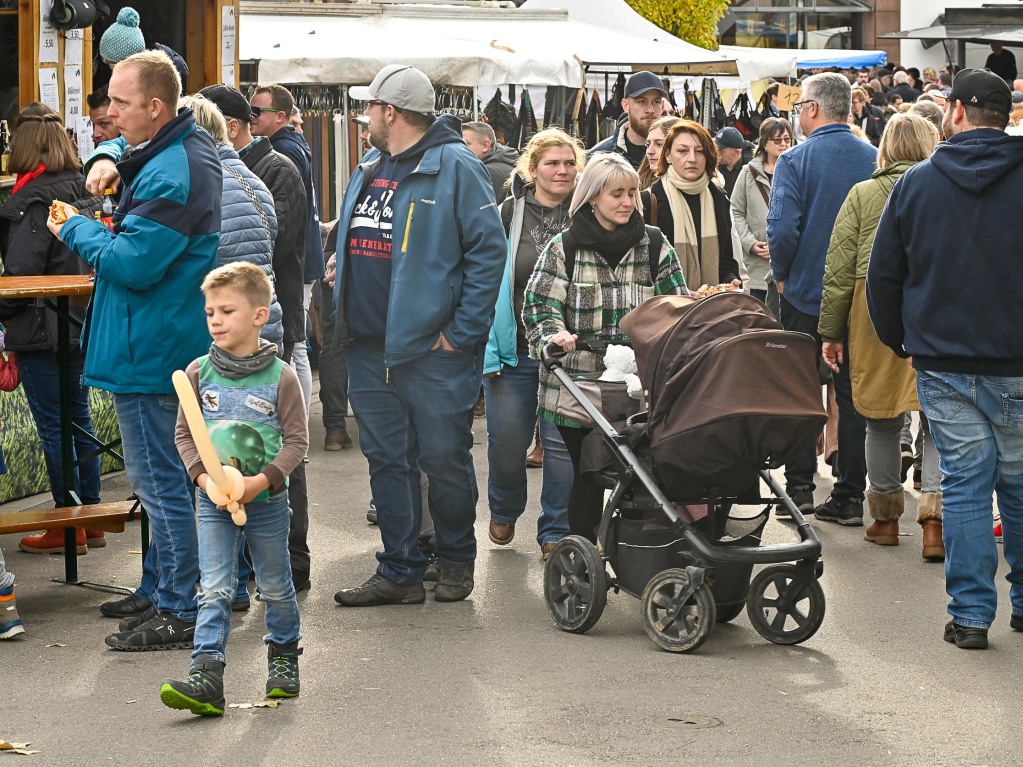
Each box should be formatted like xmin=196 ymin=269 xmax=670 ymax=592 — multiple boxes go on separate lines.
xmin=796 ymin=49 xmax=888 ymax=69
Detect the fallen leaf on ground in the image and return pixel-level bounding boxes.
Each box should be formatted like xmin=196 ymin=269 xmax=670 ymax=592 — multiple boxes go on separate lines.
xmin=0 ymin=741 xmax=33 ymax=750
xmin=228 ymin=700 xmax=281 ymax=709
xmin=126 ymin=700 xmax=137 ymax=705
xmin=128 ymin=550 xmax=142 ymax=555
xmin=45 ymin=643 xmax=66 ymax=648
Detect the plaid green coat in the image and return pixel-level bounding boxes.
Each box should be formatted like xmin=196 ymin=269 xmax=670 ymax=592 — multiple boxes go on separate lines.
xmin=523 ymin=228 xmax=687 ymax=426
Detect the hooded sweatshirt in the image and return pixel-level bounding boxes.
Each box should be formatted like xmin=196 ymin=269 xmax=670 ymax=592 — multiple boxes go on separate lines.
xmin=483 ymin=143 xmax=519 ymax=203
xmin=867 ymin=128 xmax=1023 ymax=375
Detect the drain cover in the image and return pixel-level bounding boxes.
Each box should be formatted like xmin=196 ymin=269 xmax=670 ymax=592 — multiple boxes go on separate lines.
xmin=658 ymin=715 xmax=723 ymax=729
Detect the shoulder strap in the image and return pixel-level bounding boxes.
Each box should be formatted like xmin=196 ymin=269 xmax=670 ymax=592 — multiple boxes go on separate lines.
xmin=748 ymin=166 xmax=771 ymax=207
xmin=222 ymin=162 xmax=272 ymax=245
xmin=645 ymin=226 xmax=661 ymax=281
xmin=649 ymin=190 xmax=658 ymax=228
xmin=560 ymin=228 xmax=575 ymax=279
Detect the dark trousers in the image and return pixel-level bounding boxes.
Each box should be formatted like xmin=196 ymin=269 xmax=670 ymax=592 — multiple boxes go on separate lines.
xmin=779 ymin=297 xmax=823 ymax=491
xmin=318 ymin=281 xmax=349 ymax=435
xmin=831 ymin=343 xmax=867 ymax=501
xmin=287 ymin=461 xmax=310 ymax=581
xmin=557 ymin=424 xmax=605 ymax=543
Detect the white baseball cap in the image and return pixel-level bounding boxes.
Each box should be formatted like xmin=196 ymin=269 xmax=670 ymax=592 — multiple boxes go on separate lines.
xmin=349 ymin=64 xmax=436 ymax=115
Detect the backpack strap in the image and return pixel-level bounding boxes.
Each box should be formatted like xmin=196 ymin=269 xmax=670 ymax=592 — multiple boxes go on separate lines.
xmin=560 ymin=228 xmax=576 ymax=279
xmin=645 ymin=225 xmax=662 ymax=283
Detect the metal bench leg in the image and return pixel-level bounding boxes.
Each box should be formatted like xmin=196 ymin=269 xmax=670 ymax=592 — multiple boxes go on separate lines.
xmin=63 ymin=527 xmax=79 ymax=583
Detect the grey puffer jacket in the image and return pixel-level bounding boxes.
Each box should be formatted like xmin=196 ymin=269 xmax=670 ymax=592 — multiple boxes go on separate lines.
xmin=217 ymin=143 xmax=283 ymax=345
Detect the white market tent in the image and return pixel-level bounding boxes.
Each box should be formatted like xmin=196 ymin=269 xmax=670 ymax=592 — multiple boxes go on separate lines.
xmin=240 ymin=3 xmax=739 ymax=87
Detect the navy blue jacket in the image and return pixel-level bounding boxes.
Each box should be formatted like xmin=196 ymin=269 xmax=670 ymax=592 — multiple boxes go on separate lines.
xmin=867 ymin=128 xmax=1023 ymax=376
xmin=767 ymin=123 xmax=877 ymax=316
xmin=270 ymin=126 xmax=325 ymax=283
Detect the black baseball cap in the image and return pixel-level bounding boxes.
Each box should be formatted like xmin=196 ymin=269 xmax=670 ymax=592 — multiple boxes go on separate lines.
xmin=948 ymin=68 xmax=1012 ymax=114
xmin=198 ymin=84 xmax=259 ymax=122
xmin=624 ymin=71 xmax=668 ymax=99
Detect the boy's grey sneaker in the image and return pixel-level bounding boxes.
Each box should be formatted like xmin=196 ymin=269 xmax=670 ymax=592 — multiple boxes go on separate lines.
xmin=104 ymin=611 xmax=195 ymax=651
xmin=435 ymin=561 xmax=474 ymax=602
xmin=118 ymin=604 xmax=157 ymax=631
xmin=160 ymin=654 xmax=225 ymax=716
xmin=814 ymin=495 xmax=864 ymax=527
xmin=334 ymin=572 xmax=425 ymax=607
xmin=266 ymin=641 xmax=303 ymax=698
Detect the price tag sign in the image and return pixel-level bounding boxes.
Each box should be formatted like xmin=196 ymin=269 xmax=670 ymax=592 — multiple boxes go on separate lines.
xmin=777 ymin=84 xmax=803 ymax=111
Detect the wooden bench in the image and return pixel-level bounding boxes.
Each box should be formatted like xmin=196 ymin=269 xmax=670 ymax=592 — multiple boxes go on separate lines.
xmin=0 ymin=500 xmax=146 ymax=584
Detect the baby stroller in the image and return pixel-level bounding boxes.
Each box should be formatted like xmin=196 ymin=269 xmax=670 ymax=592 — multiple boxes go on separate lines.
xmin=541 ymin=292 xmax=828 ymax=652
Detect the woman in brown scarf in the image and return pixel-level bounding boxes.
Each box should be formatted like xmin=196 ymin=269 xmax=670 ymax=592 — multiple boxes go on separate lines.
xmin=640 ymin=120 xmax=743 ymax=294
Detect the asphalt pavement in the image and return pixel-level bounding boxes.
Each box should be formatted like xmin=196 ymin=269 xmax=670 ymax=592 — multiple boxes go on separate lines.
xmin=1 ymin=377 xmax=1020 ymax=767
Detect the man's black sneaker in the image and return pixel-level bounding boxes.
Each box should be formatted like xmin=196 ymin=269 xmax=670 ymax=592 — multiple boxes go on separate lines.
xmin=777 ymin=488 xmax=815 ymax=519
xmin=99 ymin=594 xmax=152 ymax=619
xmin=105 ymin=611 xmax=195 ymax=651
xmin=943 ymin=620 xmax=988 ymax=650
xmin=118 ymin=605 xmax=157 ymax=631
xmin=266 ymin=641 xmax=303 ymax=698
xmin=334 ymin=572 xmax=425 ymax=607
xmin=160 ymin=654 xmax=225 ymax=716
xmin=814 ymin=495 xmax=864 ymax=527
xmin=1011 ymin=614 xmax=1023 ymax=632
xmin=435 ymin=561 xmax=474 ymax=602
xmin=366 ymin=501 xmax=377 ymax=525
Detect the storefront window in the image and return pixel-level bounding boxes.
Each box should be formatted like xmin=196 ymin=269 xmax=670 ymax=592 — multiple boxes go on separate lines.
xmin=720 ymin=0 xmax=868 ymax=49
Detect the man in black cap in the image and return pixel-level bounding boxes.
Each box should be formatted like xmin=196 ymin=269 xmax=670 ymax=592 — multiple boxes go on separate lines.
xmin=714 ymin=126 xmax=753 ymax=196
xmin=587 ymin=70 xmax=668 ymax=169
xmin=867 ymin=68 xmax=1023 ymax=652
xmin=199 ymin=83 xmax=316 ymax=593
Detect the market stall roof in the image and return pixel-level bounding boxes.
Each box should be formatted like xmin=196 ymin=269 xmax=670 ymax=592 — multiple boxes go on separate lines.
xmin=240 ymin=4 xmax=738 ymax=87
xmin=881 ymin=23 xmax=1023 ymax=46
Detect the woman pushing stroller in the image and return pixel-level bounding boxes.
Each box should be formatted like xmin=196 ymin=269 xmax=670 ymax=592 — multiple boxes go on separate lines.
xmin=521 ymin=153 xmax=687 ymax=542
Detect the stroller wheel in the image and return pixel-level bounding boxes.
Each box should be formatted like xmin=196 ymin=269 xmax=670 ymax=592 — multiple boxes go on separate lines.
xmin=543 ymin=535 xmax=608 ymax=634
xmin=639 ymin=568 xmax=715 ymax=653
xmin=746 ymin=564 xmax=826 ymax=645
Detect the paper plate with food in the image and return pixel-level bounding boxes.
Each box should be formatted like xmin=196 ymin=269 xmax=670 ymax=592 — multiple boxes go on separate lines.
xmin=695 ymin=283 xmax=742 ymax=297
xmin=48 ymin=200 xmax=78 ymax=225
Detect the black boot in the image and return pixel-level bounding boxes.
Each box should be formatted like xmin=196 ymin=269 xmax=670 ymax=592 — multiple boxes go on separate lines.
xmin=266 ymin=641 xmax=303 ymax=698
xmin=160 ymin=654 xmax=225 ymax=716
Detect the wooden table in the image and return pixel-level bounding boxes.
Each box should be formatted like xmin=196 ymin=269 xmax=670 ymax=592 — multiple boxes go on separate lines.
xmin=0 ymin=274 xmax=140 ymax=583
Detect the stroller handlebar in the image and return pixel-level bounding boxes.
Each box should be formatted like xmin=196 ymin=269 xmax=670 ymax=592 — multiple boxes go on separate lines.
xmin=540 ymin=339 xmax=611 ymax=371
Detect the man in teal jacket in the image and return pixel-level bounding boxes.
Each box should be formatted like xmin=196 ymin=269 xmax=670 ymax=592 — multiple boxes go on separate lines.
xmin=51 ymin=50 xmax=221 ymax=650
xmin=327 ymin=65 xmax=504 ymax=607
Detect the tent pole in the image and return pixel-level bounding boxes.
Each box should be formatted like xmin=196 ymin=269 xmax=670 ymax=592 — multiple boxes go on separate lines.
xmin=340 ymin=85 xmax=350 ymax=199
xmin=474 ymin=86 xmax=479 ymax=120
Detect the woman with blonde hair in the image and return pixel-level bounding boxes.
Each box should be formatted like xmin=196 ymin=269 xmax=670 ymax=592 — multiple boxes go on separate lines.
xmin=640 ymin=120 xmax=743 ymax=292
xmin=522 ymin=153 xmax=686 ymax=541
xmin=819 ymin=111 xmax=944 ymax=559
xmin=637 ymin=115 xmax=682 ymax=189
xmin=484 ymin=128 xmax=584 ymax=558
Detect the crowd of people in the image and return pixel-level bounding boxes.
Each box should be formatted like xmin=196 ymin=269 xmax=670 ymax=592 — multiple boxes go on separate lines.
xmin=1 ymin=36 xmax=1022 ymax=719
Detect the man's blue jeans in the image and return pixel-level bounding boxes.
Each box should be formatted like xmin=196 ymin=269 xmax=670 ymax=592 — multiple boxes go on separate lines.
xmin=917 ymin=371 xmax=1023 ymax=629
xmin=17 ymin=349 xmax=101 ymax=506
xmin=483 ymin=356 xmax=571 ymax=547
xmin=346 ymin=341 xmax=481 ymax=583
xmin=192 ymin=490 xmax=300 ymax=663
xmin=113 ymin=393 xmax=199 ymax=621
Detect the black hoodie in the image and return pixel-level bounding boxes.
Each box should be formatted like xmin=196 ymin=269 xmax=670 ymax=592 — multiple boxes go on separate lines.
xmin=867 ymin=128 xmax=1023 ymax=375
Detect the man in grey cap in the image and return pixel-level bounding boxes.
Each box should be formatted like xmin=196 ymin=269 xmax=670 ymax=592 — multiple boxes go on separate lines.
xmin=867 ymin=68 xmax=1023 ymax=651
xmin=587 ymin=70 xmax=668 ymax=169
xmin=325 ymin=64 xmax=505 ymax=607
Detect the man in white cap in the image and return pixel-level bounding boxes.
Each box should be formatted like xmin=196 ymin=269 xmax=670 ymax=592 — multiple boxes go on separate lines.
xmin=326 ymin=65 xmax=505 ymax=607
xmin=587 ymin=70 xmax=668 ymax=169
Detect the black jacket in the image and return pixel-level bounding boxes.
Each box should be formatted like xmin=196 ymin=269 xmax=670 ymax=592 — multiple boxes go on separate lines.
xmin=270 ymin=126 xmax=325 ymax=283
xmin=241 ymin=137 xmax=309 ymax=344
xmin=641 ymin=179 xmax=741 ymax=284
xmin=867 ymin=128 xmax=1023 ymax=376
xmin=0 ymin=169 xmax=90 ymax=350
xmin=854 ymin=104 xmax=887 ymax=147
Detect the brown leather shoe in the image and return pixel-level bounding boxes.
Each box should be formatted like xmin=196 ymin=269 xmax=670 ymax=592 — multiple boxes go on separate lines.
xmin=488 ymin=521 xmax=514 ymax=545
xmin=324 ymin=431 xmax=353 ymax=451
xmin=541 ymin=541 xmax=559 ymax=561
xmin=525 ymin=441 xmax=543 ymax=469
xmin=864 ymin=519 xmax=899 ymax=546
xmin=921 ymin=519 xmax=945 ymax=561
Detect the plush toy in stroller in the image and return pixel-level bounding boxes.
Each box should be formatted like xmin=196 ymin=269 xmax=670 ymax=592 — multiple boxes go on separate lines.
xmin=541 ymin=292 xmax=828 ymax=652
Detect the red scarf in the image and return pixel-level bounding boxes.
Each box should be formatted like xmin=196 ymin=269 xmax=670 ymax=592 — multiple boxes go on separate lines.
xmin=13 ymin=163 xmax=47 ymax=194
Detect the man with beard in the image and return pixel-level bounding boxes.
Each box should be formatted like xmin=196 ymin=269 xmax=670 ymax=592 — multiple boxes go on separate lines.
xmin=326 ymin=65 xmax=504 ymax=606
xmin=587 ymin=71 xmax=667 ymax=169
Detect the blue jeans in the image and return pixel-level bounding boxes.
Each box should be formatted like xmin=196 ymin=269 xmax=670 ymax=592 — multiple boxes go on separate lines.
xmin=346 ymin=341 xmax=481 ymax=583
xmin=17 ymin=349 xmax=101 ymax=506
xmin=483 ymin=357 xmax=571 ymax=547
xmin=192 ymin=490 xmax=300 ymax=663
xmin=113 ymin=393 xmax=199 ymax=621
xmin=917 ymin=371 xmax=1023 ymax=629
xmin=779 ymin=298 xmax=821 ymax=492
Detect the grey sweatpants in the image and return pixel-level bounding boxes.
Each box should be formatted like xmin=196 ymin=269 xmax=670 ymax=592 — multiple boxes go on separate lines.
xmin=866 ymin=414 xmax=940 ymax=495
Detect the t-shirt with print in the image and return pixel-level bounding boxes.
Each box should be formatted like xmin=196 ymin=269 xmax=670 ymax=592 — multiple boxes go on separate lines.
xmin=343 ymin=150 xmax=419 ymax=341
xmin=514 ymin=189 xmax=570 ymax=352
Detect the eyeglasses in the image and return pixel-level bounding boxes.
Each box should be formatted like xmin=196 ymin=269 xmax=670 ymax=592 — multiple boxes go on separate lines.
xmin=365 ymin=100 xmax=388 ymax=108
xmin=251 ymin=107 xmax=280 ymax=115
xmin=768 ymin=135 xmax=792 ymax=144
xmin=791 ymin=99 xmax=817 ymax=115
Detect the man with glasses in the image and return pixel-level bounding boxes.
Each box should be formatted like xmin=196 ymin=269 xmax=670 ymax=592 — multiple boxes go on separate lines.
xmin=588 ymin=71 xmax=668 ymax=169
xmin=868 ymin=69 xmax=1023 ymax=650
xmin=326 ymin=64 xmax=504 ymax=607
xmin=767 ymin=72 xmax=877 ymax=524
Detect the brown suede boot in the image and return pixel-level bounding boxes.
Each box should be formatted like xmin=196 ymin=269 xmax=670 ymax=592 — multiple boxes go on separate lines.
xmin=864 ymin=491 xmax=903 ymax=545
xmin=917 ymin=492 xmax=945 ymax=561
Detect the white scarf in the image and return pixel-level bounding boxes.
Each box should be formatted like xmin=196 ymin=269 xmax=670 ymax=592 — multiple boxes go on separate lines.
xmin=661 ymin=167 xmax=720 ymax=288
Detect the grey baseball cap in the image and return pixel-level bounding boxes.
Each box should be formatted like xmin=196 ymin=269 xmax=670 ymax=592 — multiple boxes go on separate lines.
xmin=349 ymin=64 xmax=436 ymax=115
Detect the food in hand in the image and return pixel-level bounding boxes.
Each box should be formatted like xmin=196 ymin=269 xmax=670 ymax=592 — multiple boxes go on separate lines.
xmin=48 ymin=200 xmax=77 ymax=225
xmin=696 ymin=283 xmax=741 ymax=297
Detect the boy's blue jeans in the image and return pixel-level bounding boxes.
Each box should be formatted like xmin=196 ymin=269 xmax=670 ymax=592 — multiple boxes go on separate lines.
xmin=918 ymin=371 xmax=1023 ymax=629
xmin=192 ymin=489 xmax=301 ymax=663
